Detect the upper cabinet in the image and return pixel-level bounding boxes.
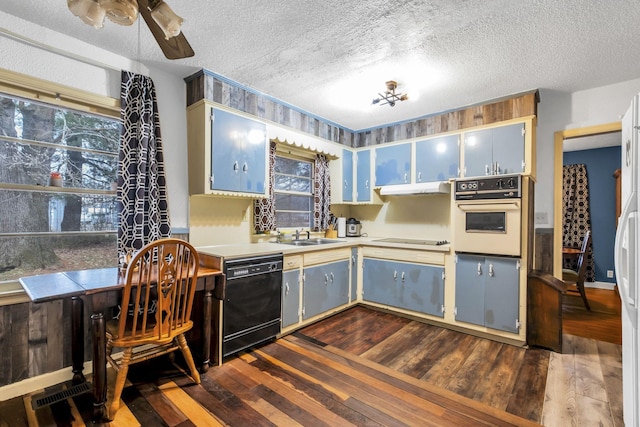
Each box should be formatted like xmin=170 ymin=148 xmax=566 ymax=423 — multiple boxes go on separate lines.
xmin=355 ymin=148 xmax=372 ymax=202
xmin=330 ymin=147 xmax=380 ymax=205
xmin=415 ymin=135 xmax=460 ymax=182
xmin=374 ymin=143 xmax=412 ymax=186
xmin=186 ymin=101 xmax=268 ymax=197
xmin=463 ymin=122 xmax=525 ymax=177
xmin=341 ymin=149 xmax=354 ymax=203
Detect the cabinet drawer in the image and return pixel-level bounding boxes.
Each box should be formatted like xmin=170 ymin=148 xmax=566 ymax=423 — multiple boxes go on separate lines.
xmin=303 ymin=248 xmax=351 ymax=266
xmin=283 ymin=255 xmax=302 ymax=270
xmin=362 ymin=247 xmax=445 ymax=265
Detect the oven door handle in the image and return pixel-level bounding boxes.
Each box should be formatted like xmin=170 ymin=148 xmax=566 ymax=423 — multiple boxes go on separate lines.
xmin=456 ymin=202 xmax=520 ymax=212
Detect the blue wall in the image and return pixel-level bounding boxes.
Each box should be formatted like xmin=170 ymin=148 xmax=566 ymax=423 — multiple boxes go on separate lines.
xmin=564 ymin=146 xmax=621 ymax=283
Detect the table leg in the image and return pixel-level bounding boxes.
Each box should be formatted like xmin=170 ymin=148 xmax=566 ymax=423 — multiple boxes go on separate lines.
xmin=71 ymin=296 xmax=86 ymax=385
xmin=91 ymin=312 xmax=108 ymax=422
xmin=201 ymin=280 xmax=212 ymax=372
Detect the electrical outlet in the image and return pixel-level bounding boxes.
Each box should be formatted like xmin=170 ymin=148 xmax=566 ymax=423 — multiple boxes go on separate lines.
xmin=607 ymin=270 xmax=614 ymax=278
xmin=534 ymin=212 xmax=548 ymax=224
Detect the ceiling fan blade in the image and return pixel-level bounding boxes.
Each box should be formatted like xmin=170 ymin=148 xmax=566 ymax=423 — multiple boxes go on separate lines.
xmin=137 ymin=0 xmax=194 ymax=60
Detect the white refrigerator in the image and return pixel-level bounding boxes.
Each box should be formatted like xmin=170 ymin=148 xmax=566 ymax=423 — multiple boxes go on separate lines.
xmin=616 ymin=93 xmax=640 ymax=426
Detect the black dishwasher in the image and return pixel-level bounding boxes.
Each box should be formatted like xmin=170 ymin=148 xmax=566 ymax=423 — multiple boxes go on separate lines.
xmin=222 ymin=254 xmax=283 ymax=358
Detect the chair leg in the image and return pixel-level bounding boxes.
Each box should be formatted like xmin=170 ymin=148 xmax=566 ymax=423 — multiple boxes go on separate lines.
xmin=177 ymin=334 xmax=201 ymax=384
xmin=109 ymin=347 xmax=132 ymax=419
xmin=577 ymin=280 xmax=591 ymax=310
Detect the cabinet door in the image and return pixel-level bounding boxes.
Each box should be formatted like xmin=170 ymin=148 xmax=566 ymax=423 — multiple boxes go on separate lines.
xmin=210 ymin=108 xmax=266 ymax=194
xmin=350 ymin=247 xmax=358 ymax=302
xmin=303 ymin=260 xmax=350 ymax=320
xmin=454 ymin=254 xmax=485 ymax=326
xmin=356 ymin=149 xmax=371 ymax=202
xmin=398 ymin=262 xmax=445 ymax=318
xmin=484 ymin=257 xmax=520 ymax=333
xmin=415 ymin=135 xmax=459 ymax=182
xmin=362 ymin=258 xmax=401 ymax=307
xmin=342 ymin=149 xmax=354 ymax=202
xmin=282 ymin=269 xmax=301 ymax=328
xmin=374 ymin=143 xmax=411 ymax=186
xmin=463 ymin=128 xmax=494 ymax=177
xmin=492 ymin=123 xmax=525 ymax=175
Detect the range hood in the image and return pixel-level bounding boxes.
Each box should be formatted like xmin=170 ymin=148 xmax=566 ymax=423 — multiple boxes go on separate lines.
xmin=378 ymin=181 xmax=451 ymax=196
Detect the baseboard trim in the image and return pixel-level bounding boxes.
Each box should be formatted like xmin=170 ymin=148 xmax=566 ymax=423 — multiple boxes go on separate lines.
xmin=585 ymin=281 xmax=616 ymax=290
xmin=0 ymin=361 xmax=93 ymax=402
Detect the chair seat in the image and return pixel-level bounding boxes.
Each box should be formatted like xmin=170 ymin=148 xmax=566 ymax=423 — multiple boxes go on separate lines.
xmin=562 ymin=268 xmax=579 ymax=282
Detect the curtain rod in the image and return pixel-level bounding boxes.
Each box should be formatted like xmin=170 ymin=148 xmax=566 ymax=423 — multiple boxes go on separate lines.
xmin=0 ymin=26 xmax=124 ymax=73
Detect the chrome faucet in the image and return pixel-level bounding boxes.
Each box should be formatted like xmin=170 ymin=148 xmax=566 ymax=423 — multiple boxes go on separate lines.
xmin=294 ymin=229 xmax=300 ymax=241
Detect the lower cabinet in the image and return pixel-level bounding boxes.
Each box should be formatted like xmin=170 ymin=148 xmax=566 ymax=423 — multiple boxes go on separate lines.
xmin=362 ymin=258 xmax=445 ymax=318
xmin=454 ymin=254 xmax=520 ymax=333
xmin=282 ymin=269 xmax=301 ymax=328
xmin=303 ymin=260 xmax=350 ymax=320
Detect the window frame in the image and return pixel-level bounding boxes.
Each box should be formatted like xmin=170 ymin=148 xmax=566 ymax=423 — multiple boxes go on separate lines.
xmin=0 ymin=68 xmax=120 ymax=301
xmin=273 ymin=151 xmax=315 ymax=231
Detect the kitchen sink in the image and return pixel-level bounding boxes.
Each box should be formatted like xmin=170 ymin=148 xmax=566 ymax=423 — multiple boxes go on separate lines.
xmin=277 ymin=238 xmax=345 ymax=246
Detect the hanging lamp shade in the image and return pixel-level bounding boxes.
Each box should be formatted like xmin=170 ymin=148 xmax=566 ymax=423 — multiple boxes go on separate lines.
xmin=67 ymin=0 xmax=107 ymax=29
xmin=100 ymin=0 xmax=139 ymax=26
xmin=150 ymin=1 xmax=184 ymax=39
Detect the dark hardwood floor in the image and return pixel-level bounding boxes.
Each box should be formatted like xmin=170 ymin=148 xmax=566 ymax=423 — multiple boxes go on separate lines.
xmin=562 ymin=286 xmax=622 ymax=344
xmin=0 ymin=288 xmax=622 ymax=427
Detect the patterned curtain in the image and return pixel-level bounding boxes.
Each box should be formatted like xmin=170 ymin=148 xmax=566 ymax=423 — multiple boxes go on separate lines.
xmin=254 ymin=141 xmax=277 ymax=233
xmin=313 ymin=154 xmax=331 ymax=231
xmin=562 ymin=163 xmax=594 ymax=281
xmin=117 ymin=71 xmax=171 ymax=254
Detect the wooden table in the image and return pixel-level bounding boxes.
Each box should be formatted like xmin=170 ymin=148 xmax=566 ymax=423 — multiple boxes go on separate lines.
xmin=562 ymin=247 xmax=583 ymax=257
xmin=19 ymin=265 xmax=223 ymax=422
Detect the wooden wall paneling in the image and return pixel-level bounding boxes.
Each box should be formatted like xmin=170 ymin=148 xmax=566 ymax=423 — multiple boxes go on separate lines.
xmin=46 ymin=300 xmax=64 ymax=373
xmin=534 ymin=228 xmax=554 ymax=275
xmin=10 ymin=303 xmax=29 ymax=384
xmin=28 ymin=303 xmax=47 ymax=377
xmin=0 ymin=305 xmax=11 ymax=386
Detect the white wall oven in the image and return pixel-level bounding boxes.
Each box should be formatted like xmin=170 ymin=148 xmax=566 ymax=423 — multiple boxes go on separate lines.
xmin=453 ymin=175 xmax=522 ymax=256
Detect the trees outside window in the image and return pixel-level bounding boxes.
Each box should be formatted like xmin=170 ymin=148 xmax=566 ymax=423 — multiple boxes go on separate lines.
xmin=0 ymin=93 xmax=120 ymax=281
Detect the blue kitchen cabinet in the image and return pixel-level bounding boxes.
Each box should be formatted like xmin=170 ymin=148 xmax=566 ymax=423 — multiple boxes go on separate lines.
xmin=454 ymin=254 xmax=520 ymax=333
xmin=362 ymin=258 xmax=444 ymax=318
xmin=210 ymin=107 xmax=267 ymax=194
xmin=342 ymin=149 xmax=354 ymax=202
xmin=415 ymin=135 xmax=460 ymax=182
xmin=350 ymin=247 xmax=358 ymax=302
xmin=374 ymin=143 xmax=411 ymax=186
xmin=463 ymin=122 xmax=525 ymax=177
xmin=356 ymin=149 xmax=372 ymax=202
xmin=303 ymin=260 xmax=350 ymax=320
xmin=282 ymin=269 xmax=301 ymax=328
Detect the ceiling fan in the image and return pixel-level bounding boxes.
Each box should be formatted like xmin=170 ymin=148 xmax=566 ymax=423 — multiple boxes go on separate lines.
xmin=67 ymin=0 xmax=195 ymax=60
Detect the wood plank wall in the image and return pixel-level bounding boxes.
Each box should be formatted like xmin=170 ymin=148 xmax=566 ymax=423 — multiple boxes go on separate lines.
xmin=185 ymin=69 xmax=538 ymax=148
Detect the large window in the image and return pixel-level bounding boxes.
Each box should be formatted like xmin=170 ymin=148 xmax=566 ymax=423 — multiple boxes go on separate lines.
xmin=273 ymin=155 xmax=314 ymax=229
xmin=0 ymin=91 xmax=120 ymax=282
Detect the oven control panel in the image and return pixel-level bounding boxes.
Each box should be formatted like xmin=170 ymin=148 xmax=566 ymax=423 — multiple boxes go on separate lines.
xmin=454 ymin=175 xmax=521 ymax=200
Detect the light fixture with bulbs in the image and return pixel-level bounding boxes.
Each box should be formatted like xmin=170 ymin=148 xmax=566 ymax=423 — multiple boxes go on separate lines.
xmin=372 ymin=80 xmax=409 ymax=107
xmin=67 ymin=0 xmax=184 ymax=39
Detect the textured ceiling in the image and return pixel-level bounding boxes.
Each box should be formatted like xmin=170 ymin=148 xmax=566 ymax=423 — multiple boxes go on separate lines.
xmin=1 ymin=1 xmax=640 ymax=131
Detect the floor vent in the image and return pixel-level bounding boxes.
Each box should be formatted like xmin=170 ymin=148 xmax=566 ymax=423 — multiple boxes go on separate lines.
xmin=31 ymin=382 xmax=91 ymax=409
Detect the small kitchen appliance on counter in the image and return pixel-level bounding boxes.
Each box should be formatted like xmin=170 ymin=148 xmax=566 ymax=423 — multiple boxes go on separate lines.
xmin=346 ymin=218 xmax=362 ymax=237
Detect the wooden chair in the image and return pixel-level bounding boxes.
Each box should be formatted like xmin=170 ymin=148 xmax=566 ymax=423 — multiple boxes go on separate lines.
xmin=562 ymin=230 xmax=591 ymax=310
xmin=106 ymin=238 xmax=201 ymax=418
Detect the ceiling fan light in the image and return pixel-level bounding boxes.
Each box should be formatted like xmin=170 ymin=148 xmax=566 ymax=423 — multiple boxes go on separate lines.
xmin=151 ymin=1 xmax=184 ymax=39
xmin=80 ymin=1 xmax=106 ymax=29
xmin=67 ymin=0 xmax=92 ymax=17
xmin=100 ymin=0 xmax=138 ymax=26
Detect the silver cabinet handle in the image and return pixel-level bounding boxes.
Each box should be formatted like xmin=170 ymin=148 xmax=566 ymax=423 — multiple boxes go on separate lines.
xmin=401 ymin=271 xmax=405 ymax=283
xmin=242 ymin=162 xmax=248 ymax=173
xmin=393 ymin=270 xmax=398 ymax=281
xmin=365 ymin=179 xmax=369 ymax=189
xmin=324 ymin=273 xmax=329 ymax=285
xmin=351 ymin=255 xmax=356 ymax=265
xmin=285 ymin=282 xmax=290 ymax=296
xmin=417 ymin=171 xmax=422 ymax=182
xmin=477 ymin=263 xmax=483 ymax=275
xmin=344 ymin=179 xmax=348 ymax=188
xmin=330 ymin=272 xmax=334 ymax=282
xmin=489 ymin=263 xmax=494 ymax=277
xmin=403 ymin=173 xmax=408 ymax=183
xmin=233 ymin=160 xmax=239 ymax=172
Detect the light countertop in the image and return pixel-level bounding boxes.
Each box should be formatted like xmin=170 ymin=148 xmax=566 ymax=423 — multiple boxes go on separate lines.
xmin=196 ymin=236 xmax=450 ymax=260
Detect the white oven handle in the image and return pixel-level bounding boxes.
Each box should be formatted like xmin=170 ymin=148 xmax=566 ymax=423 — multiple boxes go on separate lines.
xmin=456 ymin=202 xmax=520 ymax=212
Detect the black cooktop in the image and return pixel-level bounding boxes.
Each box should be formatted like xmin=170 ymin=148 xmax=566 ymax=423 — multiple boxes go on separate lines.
xmin=374 ymin=238 xmax=449 ymax=246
